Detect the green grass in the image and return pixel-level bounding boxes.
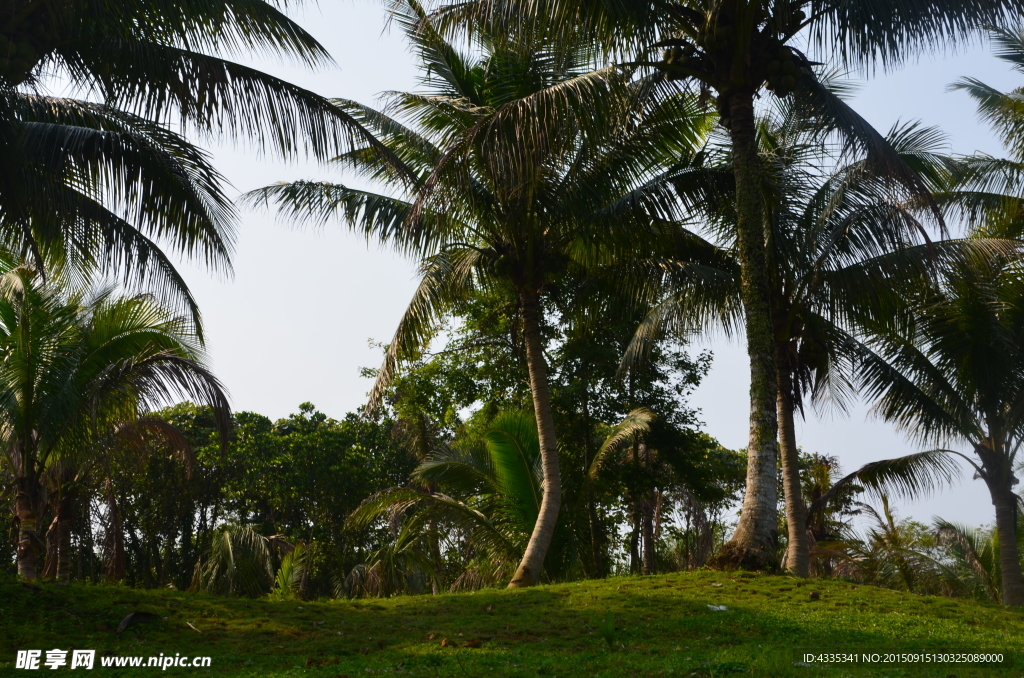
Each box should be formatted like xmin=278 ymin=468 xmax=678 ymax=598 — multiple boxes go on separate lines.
xmin=2 ymin=571 xmax=1022 ymax=677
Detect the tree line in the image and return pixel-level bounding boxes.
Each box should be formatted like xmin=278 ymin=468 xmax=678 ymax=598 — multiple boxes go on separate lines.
xmin=3 ymin=0 xmax=1024 ymax=607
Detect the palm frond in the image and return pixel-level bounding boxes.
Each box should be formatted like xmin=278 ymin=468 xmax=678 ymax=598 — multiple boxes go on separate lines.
xmin=809 ymin=449 xmax=961 ymax=519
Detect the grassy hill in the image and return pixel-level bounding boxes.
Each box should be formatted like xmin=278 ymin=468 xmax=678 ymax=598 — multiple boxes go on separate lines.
xmin=2 ymin=571 xmax=1022 ymax=677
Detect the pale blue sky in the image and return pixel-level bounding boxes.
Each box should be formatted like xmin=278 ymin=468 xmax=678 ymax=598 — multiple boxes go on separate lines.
xmin=164 ymin=2 xmax=1018 ymax=528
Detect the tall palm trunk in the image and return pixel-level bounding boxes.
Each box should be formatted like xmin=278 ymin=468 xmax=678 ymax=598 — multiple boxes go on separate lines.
xmin=776 ymin=354 xmax=809 ymax=576
xmin=508 ymin=288 xmax=561 ymax=588
xmin=992 ymin=486 xmax=1024 ymax=605
xmin=714 ymin=90 xmax=780 ymax=570
xmin=15 ymin=477 xmax=42 ymax=581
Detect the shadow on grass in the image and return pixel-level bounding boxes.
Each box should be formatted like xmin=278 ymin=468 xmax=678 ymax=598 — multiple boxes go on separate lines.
xmin=2 ymin=572 xmax=1022 ymax=677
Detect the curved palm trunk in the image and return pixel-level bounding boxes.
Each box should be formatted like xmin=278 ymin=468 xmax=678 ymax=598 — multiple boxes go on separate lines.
xmin=714 ymin=90 xmax=780 ymax=570
xmin=508 ymin=289 xmax=561 ymax=588
xmin=776 ymin=362 xmax=809 ymax=577
xmin=992 ymin=487 xmax=1024 ymax=605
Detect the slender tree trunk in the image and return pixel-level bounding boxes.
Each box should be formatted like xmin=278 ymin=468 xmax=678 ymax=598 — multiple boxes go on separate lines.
xmin=641 ymin=492 xmax=655 ymax=575
xmin=993 ymin=489 xmax=1024 ymax=606
xmin=776 ymin=359 xmax=809 ymax=577
xmin=42 ymin=516 xmax=59 ymax=579
xmin=629 ymin=503 xmax=641 ymax=574
xmin=508 ymin=289 xmax=561 ymax=588
xmin=15 ymin=478 xmax=42 ymax=581
xmin=714 ymin=90 xmax=780 ymax=571
xmin=104 ymin=478 xmax=126 ymax=581
xmin=428 ymin=519 xmax=441 ymax=594
xmin=653 ymin=491 xmax=664 ymax=543
xmin=640 ymin=443 xmax=656 ymax=575
xmin=582 ymin=390 xmax=604 ymax=578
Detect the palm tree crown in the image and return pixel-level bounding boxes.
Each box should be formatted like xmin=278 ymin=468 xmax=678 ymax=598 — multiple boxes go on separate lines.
xmin=1 ymin=263 xmax=231 ymax=580
xmin=248 ymin=0 xmax=716 ymax=586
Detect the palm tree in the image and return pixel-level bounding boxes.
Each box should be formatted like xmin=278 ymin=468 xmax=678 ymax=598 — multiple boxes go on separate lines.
xmin=0 ymin=265 xmax=231 ymax=580
xmin=40 ymin=416 xmax=196 ymax=582
xmin=951 ymin=26 xmax=1024 ymax=169
xmin=622 ymin=95 xmax=973 ymax=574
xmin=247 ymin=0 xmax=715 ymax=586
xmin=426 ymin=0 xmax=1024 ymax=571
xmin=855 ymin=251 xmax=1024 ymax=605
xmin=826 ymin=496 xmax=946 ymax=593
xmin=350 ymin=411 xmax=582 ymax=590
xmin=196 ymin=525 xmax=294 ymax=597
xmin=589 ymin=408 xmax=663 ymax=574
xmin=933 ymin=518 xmax=1012 ymax=602
xmin=1 ymin=0 xmax=388 ymax=317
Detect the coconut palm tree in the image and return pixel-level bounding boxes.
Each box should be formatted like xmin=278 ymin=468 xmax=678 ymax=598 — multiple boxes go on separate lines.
xmin=620 ymin=94 xmax=979 ymax=575
xmin=0 ymin=265 xmax=231 ymax=580
xmin=855 ymin=251 xmax=1024 ymax=605
xmin=952 ymin=26 xmax=1024 ymax=168
xmin=247 ymin=0 xmax=718 ymax=586
xmin=0 ymin=0 xmax=388 ymax=318
xmin=425 ymin=0 xmax=1024 ymax=571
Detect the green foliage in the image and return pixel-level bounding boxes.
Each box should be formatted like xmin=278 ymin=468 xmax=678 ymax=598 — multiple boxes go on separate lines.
xmin=349 ymin=411 xmax=564 ymax=591
xmin=198 ymin=525 xmax=277 ymax=598
xmin=100 ymin=402 xmax=415 ymax=596
xmin=0 ymin=0 xmax=371 ymax=327
xmin=270 ymin=543 xmax=308 ymax=601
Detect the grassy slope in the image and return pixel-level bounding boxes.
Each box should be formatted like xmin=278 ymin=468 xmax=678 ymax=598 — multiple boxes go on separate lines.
xmin=1 ymin=571 xmax=1022 ymax=677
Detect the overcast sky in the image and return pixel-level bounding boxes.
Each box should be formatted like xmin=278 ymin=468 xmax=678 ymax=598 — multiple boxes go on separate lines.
xmin=148 ymin=2 xmax=1021 ymax=529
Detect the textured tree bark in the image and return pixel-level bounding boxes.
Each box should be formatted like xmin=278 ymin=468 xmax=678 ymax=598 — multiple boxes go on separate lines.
xmin=993 ymin=489 xmax=1024 ymax=606
xmin=713 ymin=90 xmax=780 ymax=570
xmin=508 ymin=289 xmax=561 ymax=588
xmin=776 ymin=361 xmax=809 ymax=577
